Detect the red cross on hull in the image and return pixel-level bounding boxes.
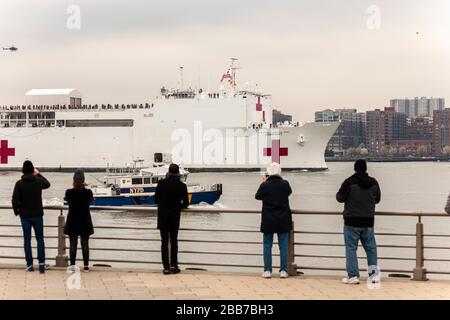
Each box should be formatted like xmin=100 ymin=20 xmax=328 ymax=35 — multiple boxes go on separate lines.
xmin=0 ymin=140 xmax=15 ymax=164
xmin=263 ymin=139 xmax=288 ymax=164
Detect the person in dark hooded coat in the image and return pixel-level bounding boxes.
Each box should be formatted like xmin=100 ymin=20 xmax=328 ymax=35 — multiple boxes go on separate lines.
xmin=64 ymin=169 xmax=94 ymax=272
xmin=337 ymin=159 xmax=381 ymax=285
xmin=154 ymin=164 xmax=189 ymax=275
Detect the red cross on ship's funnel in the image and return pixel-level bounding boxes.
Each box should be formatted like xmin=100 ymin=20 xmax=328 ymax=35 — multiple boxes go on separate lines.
xmin=0 ymin=140 xmax=15 ymax=164
xmin=263 ymin=139 xmax=288 ymax=164
xmin=256 ymin=96 xmax=262 ymax=111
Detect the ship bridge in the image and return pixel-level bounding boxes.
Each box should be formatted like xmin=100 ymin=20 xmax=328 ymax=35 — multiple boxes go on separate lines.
xmin=26 ymin=88 xmax=82 ymax=107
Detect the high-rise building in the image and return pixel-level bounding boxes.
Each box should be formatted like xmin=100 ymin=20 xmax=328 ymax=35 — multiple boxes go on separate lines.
xmin=366 ymin=108 xmax=407 ymax=155
xmin=433 ymin=109 xmax=450 ymax=156
xmin=366 ymin=109 xmax=385 ymax=155
xmin=391 ymin=97 xmax=445 ymax=118
xmin=315 ymin=109 xmax=366 ymax=154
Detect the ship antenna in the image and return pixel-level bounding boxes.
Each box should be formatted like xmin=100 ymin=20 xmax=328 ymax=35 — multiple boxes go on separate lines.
xmin=179 ymin=66 xmax=184 ymax=89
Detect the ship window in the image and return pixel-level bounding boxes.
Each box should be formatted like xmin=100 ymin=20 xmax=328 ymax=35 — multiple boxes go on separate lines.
xmin=132 ymin=178 xmax=142 ymax=185
xmin=152 ymin=177 xmax=162 ymax=184
xmin=143 ymin=177 xmax=151 ymax=184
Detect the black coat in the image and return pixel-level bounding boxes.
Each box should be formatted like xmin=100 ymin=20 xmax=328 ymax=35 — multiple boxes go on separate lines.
xmin=255 ymin=175 xmax=293 ymax=234
xmin=64 ymin=188 xmax=94 ymax=236
xmin=336 ymin=172 xmax=381 ymax=227
xmin=12 ymin=173 xmax=51 ymax=218
xmin=155 ymin=175 xmax=189 ymax=230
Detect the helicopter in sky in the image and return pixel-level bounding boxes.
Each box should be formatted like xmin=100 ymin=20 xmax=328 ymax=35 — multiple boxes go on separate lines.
xmin=2 ymin=46 xmax=18 ymax=51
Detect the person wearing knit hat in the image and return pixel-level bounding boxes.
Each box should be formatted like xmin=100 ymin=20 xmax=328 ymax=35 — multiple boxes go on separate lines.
xmin=64 ymin=169 xmax=94 ymax=273
xmin=22 ymin=160 xmax=34 ymax=174
xmin=12 ymin=160 xmax=51 ymax=273
xmin=255 ymin=162 xmax=293 ymax=279
xmin=354 ymin=159 xmax=367 ymax=173
xmin=337 ymin=159 xmax=381 ymax=285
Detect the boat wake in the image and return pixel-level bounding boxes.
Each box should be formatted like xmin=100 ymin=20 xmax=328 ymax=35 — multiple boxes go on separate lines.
xmin=43 ymin=198 xmax=64 ymax=206
xmin=189 ymin=201 xmax=227 ymax=209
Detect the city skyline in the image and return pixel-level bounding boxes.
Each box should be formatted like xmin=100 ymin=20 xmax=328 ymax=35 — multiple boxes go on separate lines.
xmin=1 ymin=0 xmax=450 ymax=121
xmin=315 ymin=105 xmax=450 ymax=159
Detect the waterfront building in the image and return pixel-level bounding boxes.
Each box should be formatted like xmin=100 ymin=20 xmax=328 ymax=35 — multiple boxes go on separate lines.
xmin=389 ymin=117 xmax=434 ymax=157
xmin=390 ymin=97 xmax=445 ymax=119
xmin=315 ymin=109 xmax=366 ymax=155
xmin=314 ymin=109 xmax=340 ymax=122
xmin=433 ymin=109 xmax=450 ymax=157
xmin=366 ymin=108 xmax=407 ymax=156
xmin=407 ymin=117 xmax=434 ymax=141
xmin=272 ymin=109 xmax=292 ymax=125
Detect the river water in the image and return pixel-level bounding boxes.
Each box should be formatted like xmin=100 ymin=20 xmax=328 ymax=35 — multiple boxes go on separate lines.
xmin=1 ymin=162 xmax=450 ymax=278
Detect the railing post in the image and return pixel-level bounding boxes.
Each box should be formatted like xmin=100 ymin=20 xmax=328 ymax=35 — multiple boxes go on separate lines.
xmin=413 ymin=216 xmax=427 ymax=281
xmin=55 ymin=209 xmax=68 ymax=267
xmin=288 ymin=221 xmax=298 ymax=276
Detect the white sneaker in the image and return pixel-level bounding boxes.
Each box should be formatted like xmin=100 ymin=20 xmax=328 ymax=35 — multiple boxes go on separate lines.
xmin=262 ymin=271 xmax=272 ymax=279
xmin=280 ymin=271 xmax=289 ymax=279
xmin=368 ymin=274 xmax=380 ymax=283
xmin=342 ymin=276 xmax=360 ymax=284
xmin=66 ymin=265 xmax=78 ymax=273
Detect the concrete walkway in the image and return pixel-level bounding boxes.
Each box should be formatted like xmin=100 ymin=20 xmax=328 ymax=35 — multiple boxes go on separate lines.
xmin=0 ymin=266 xmax=449 ymax=300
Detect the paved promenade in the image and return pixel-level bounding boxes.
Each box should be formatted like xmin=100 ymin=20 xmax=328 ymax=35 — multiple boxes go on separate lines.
xmin=1 ymin=266 xmax=449 ymax=300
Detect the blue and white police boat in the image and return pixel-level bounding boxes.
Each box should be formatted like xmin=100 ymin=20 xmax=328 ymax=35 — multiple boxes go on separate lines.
xmin=89 ymin=161 xmax=222 ymax=207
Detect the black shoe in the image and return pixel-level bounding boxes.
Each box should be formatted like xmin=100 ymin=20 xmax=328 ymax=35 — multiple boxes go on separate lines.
xmin=26 ymin=265 xmax=34 ymax=272
xmin=163 ymin=269 xmax=171 ymax=275
xmin=170 ymin=266 xmax=181 ymax=274
xmin=39 ymin=263 xmax=45 ymax=274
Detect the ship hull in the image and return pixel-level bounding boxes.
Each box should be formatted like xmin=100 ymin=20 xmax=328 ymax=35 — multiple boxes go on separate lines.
xmin=1 ymin=97 xmax=339 ymax=171
xmin=91 ymin=190 xmax=222 ymax=207
xmin=0 ymin=122 xmax=338 ymax=171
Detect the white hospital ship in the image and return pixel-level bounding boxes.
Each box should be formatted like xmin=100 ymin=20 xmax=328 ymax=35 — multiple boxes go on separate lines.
xmin=0 ymin=64 xmax=338 ymax=171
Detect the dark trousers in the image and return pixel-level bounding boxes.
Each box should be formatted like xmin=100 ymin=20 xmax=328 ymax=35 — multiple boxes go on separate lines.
xmin=20 ymin=217 xmax=45 ymax=266
xmin=160 ymin=229 xmax=179 ymax=269
xmin=69 ymin=235 xmax=90 ymax=266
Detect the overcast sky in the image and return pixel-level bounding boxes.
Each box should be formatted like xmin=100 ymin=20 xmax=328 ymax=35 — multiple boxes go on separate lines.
xmin=1 ymin=0 xmax=450 ymax=121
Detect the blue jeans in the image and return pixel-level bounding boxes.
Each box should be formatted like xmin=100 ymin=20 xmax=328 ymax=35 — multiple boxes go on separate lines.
xmin=344 ymin=225 xmax=378 ymax=278
xmin=263 ymin=232 xmax=288 ymax=272
xmin=20 ymin=217 xmax=45 ymax=266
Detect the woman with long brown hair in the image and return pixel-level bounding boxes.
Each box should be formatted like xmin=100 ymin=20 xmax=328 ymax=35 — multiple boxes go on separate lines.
xmin=64 ymin=169 xmax=94 ymax=272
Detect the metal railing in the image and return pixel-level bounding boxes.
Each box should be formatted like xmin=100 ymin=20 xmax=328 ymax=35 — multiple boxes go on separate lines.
xmin=0 ymin=205 xmax=449 ymax=280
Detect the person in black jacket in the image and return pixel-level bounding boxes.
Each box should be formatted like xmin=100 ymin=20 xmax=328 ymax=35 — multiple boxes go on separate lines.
xmin=255 ymin=162 xmax=292 ymax=279
xmin=444 ymin=193 xmax=450 ymax=214
xmin=154 ymin=164 xmax=189 ymax=274
xmin=11 ymin=160 xmax=51 ymax=273
xmin=336 ymin=159 xmax=381 ymax=285
xmin=64 ymin=169 xmax=94 ymax=273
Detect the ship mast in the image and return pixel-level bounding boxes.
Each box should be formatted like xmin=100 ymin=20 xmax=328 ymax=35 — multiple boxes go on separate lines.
xmin=230 ymin=58 xmax=241 ymax=90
